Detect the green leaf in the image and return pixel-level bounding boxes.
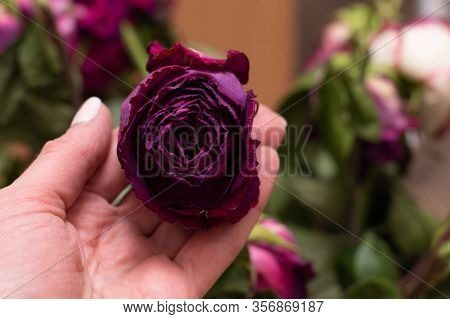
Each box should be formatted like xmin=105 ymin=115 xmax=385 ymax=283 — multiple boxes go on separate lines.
xmin=17 ymin=25 xmax=63 ymax=89
xmin=317 ymin=78 xmax=355 ymax=163
xmin=344 ymin=277 xmax=401 ymax=298
xmin=293 ymin=227 xmax=350 ymax=298
xmin=23 ymin=94 xmax=73 ymax=138
xmin=0 ymin=78 xmax=25 ymax=126
xmin=342 ymin=72 xmax=380 ymax=141
xmin=388 ymin=183 xmax=438 ymax=258
xmin=353 ymin=232 xmax=399 ymax=280
xmin=120 ymin=21 xmax=148 ymax=77
xmin=206 ymin=249 xmax=252 ymax=298
xmin=287 ymin=175 xmax=349 ymax=226
xmin=0 ymin=49 xmax=15 ymax=95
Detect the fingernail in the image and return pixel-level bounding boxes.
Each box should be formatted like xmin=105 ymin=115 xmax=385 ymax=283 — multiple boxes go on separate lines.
xmin=71 ymin=97 xmax=102 ymax=126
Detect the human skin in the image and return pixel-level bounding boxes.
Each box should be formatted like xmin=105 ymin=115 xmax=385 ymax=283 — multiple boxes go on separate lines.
xmin=0 ymin=97 xmax=286 ymax=298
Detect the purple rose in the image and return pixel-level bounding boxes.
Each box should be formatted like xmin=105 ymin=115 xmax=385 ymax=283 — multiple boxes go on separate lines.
xmin=0 ymin=4 xmax=22 ymax=54
xmin=248 ymin=218 xmax=315 ymax=299
xmin=117 ymin=41 xmax=260 ymax=229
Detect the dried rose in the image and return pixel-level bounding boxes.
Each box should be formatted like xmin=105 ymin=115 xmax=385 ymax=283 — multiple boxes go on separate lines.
xmin=118 ymin=41 xmax=260 ymax=229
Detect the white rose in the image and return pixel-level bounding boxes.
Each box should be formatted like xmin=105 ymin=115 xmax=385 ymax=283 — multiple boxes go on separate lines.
xmin=370 ymin=20 xmax=450 ymax=81
xmin=370 ymin=26 xmax=401 ymax=69
xmin=397 ymin=20 xmax=450 ymax=81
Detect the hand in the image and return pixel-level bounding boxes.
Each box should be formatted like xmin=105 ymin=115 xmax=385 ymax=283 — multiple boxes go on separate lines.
xmin=0 ymin=97 xmax=286 ymax=298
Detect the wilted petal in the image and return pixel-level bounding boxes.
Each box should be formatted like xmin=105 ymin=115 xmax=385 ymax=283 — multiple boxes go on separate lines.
xmin=146 ymin=41 xmax=250 ymax=84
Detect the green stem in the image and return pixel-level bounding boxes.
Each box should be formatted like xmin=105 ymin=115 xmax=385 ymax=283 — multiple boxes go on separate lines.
xmin=111 ymin=185 xmax=132 ymax=207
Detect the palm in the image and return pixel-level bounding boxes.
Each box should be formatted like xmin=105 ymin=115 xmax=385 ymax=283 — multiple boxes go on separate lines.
xmin=69 ymin=192 xmax=193 ymax=298
xmin=0 ymin=104 xmax=283 ymax=298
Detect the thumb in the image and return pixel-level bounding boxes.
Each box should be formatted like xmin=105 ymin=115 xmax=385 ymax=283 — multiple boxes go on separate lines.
xmin=14 ymin=97 xmax=112 ymax=212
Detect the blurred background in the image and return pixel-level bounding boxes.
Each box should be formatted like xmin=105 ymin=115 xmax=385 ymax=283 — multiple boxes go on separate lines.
xmin=173 ymin=0 xmax=419 ymax=107
xmin=1 ymin=0 xmax=449 ymax=299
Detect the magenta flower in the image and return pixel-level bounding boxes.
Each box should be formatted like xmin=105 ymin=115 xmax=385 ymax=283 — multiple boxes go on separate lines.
xmin=0 ymin=4 xmax=22 ymax=54
xmin=117 ymin=42 xmax=260 ymax=229
xmin=248 ymin=218 xmax=315 ymax=299
xmin=361 ymin=76 xmax=416 ymax=164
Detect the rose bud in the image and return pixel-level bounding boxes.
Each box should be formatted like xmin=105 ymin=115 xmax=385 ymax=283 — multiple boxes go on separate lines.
xmin=118 ymin=41 xmax=260 ymax=229
xmin=0 ymin=4 xmax=22 ymax=54
xmin=248 ymin=218 xmax=315 ymax=299
xmin=360 ymin=76 xmax=416 ymax=164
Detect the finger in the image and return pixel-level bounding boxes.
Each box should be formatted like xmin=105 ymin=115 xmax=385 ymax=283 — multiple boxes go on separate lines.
xmin=175 ymin=145 xmax=280 ymax=297
xmin=86 ymin=128 xmax=128 ymax=202
xmin=252 ymin=104 xmax=287 ymax=149
xmin=150 ymin=222 xmax=194 ymax=259
xmin=14 ymin=97 xmax=112 ymax=215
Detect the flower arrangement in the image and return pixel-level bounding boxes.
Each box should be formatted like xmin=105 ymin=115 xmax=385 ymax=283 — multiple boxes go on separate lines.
xmin=211 ymin=0 xmax=450 ymax=298
xmin=0 ymin=0 xmax=173 ymax=187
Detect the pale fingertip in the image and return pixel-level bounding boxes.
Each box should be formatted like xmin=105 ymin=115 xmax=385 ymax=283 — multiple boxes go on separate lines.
xmin=71 ymin=97 xmax=103 ymax=126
